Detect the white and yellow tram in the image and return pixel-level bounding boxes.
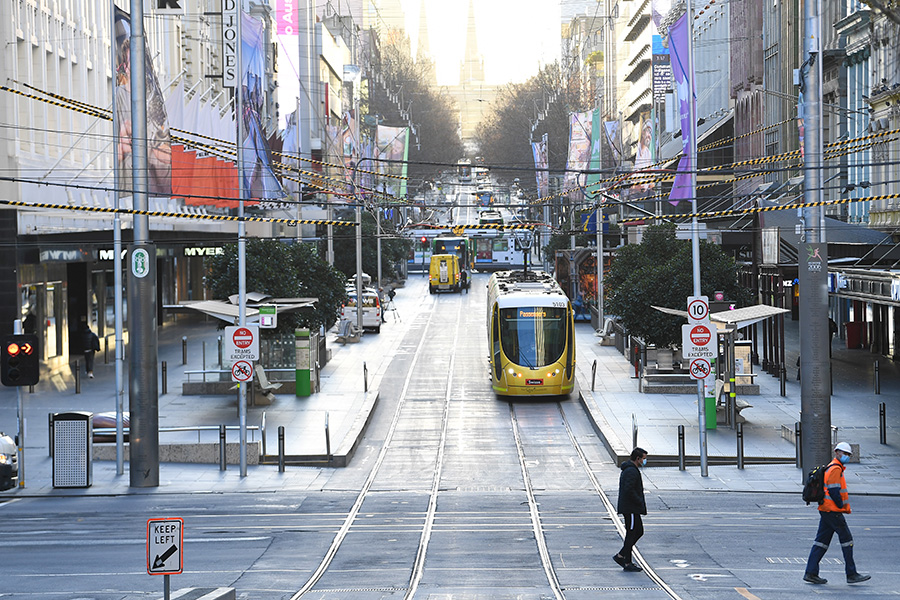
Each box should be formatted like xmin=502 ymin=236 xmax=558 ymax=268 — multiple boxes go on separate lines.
xmin=486 ymin=270 xmax=575 ymax=397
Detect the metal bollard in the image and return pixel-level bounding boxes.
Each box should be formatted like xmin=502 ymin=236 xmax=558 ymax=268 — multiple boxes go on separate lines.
xmin=219 ymin=425 xmax=227 ymax=471
xmin=795 ymin=421 xmax=802 ymax=468
xmin=736 ymin=422 xmax=744 ymax=469
xmin=632 ymin=413 xmax=638 ymax=450
xmin=879 ymin=402 xmax=887 ymax=445
xmin=161 ymin=361 xmax=167 ymax=395
xmin=363 ymin=362 xmax=368 ymax=393
xmin=104 ymin=336 xmax=109 ymax=365
xmin=182 ymin=336 xmax=187 ymax=365
xmin=278 ymin=426 xmax=285 ymax=472
xmin=75 ymin=361 xmax=81 ymax=394
xmin=874 ymin=360 xmax=881 ymax=394
xmin=217 ymin=336 xmax=223 ymax=368
xmin=591 ymin=359 xmax=597 ymax=391
xmin=325 ymin=411 xmax=331 ymax=457
xmin=780 ymin=363 xmax=786 ymax=397
xmin=677 ymin=425 xmax=685 ymax=471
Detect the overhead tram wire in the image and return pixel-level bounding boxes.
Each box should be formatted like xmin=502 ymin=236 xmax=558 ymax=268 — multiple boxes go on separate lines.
xmin=7 ymin=81 xmax=899 ymax=225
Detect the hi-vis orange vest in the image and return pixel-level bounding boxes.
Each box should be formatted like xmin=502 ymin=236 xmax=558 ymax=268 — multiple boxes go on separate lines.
xmin=819 ymin=458 xmax=851 ymax=514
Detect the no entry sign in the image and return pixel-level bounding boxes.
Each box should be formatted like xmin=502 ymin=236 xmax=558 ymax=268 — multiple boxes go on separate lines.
xmin=682 ymin=323 xmax=715 ymax=359
xmin=225 ymin=325 xmax=259 ymax=362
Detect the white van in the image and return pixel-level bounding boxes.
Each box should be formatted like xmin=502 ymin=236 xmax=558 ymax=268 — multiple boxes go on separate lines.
xmin=341 ymin=289 xmax=383 ymax=333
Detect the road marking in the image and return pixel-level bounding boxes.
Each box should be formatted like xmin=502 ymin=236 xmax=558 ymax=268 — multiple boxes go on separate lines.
xmin=735 ymin=588 xmax=762 ymax=600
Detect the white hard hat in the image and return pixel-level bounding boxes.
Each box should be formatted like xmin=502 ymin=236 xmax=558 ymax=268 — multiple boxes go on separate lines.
xmin=834 ymin=442 xmax=853 ymax=455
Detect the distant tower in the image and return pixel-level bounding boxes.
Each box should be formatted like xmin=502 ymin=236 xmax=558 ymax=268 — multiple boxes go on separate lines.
xmin=415 ymin=0 xmax=437 ymax=85
xmin=416 ymin=0 xmax=431 ymax=62
xmin=459 ymin=0 xmax=484 ymax=84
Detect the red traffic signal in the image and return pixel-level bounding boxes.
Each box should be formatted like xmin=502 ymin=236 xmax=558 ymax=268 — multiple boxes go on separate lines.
xmin=420 ymin=236 xmax=428 ymax=247
xmin=2 ymin=334 xmax=39 ymax=387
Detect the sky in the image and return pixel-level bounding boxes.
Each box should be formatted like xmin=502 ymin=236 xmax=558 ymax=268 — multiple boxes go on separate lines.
xmin=275 ymin=0 xmax=597 ymax=125
xmin=400 ymin=0 xmax=562 ymax=87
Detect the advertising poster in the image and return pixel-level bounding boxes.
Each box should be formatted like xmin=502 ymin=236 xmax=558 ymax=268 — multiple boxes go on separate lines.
xmin=114 ymin=7 xmax=171 ymax=197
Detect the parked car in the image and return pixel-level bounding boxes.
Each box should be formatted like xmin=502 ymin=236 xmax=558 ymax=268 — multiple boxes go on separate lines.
xmin=92 ymin=412 xmax=130 ymax=443
xmin=340 ymin=290 xmax=383 ymax=333
xmin=0 ymin=432 xmax=17 ymax=491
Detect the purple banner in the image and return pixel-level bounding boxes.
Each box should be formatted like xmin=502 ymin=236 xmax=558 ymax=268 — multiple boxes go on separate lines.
xmin=668 ymin=13 xmax=693 ymax=205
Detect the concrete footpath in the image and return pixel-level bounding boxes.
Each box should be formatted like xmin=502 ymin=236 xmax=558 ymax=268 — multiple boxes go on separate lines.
xmin=1 ymin=274 xmax=898 ymax=498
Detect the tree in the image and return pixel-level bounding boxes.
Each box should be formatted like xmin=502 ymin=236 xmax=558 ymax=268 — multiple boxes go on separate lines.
xmin=206 ymin=239 xmax=347 ymax=334
xmin=474 ymin=64 xmax=577 ymax=190
xmin=367 ymin=33 xmax=464 ymax=192
xmin=606 ymin=224 xmax=752 ymax=348
xmin=330 ymin=211 xmax=412 ymax=284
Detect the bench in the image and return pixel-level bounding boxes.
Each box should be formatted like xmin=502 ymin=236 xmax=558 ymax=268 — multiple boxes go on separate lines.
xmin=335 ymin=319 xmax=360 ymax=344
xmin=255 ymin=365 xmax=282 ymax=404
xmin=714 ymin=379 xmax=753 ymax=423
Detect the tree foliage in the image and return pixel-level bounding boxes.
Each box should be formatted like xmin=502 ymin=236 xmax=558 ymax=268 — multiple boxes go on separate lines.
xmin=367 ymin=34 xmax=464 ymax=192
xmin=473 ymin=64 xmax=579 ymax=190
xmin=206 ymin=239 xmax=347 ymax=334
xmin=330 ymin=211 xmax=413 ymax=284
xmin=606 ymin=224 xmax=752 ymax=348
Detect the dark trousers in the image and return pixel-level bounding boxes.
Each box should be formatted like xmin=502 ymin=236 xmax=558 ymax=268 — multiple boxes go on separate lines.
xmin=806 ymin=511 xmax=857 ymax=576
xmin=83 ymin=350 xmax=95 ymax=373
xmin=618 ymin=513 xmax=644 ymax=563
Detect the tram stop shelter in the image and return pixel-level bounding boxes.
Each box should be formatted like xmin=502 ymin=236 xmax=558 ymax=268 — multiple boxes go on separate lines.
xmin=652 ymin=304 xmax=790 ymax=426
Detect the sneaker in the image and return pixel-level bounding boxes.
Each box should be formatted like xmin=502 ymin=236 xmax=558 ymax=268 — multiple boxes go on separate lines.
xmin=847 ymin=573 xmax=871 ymax=584
xmin=623 ymin=563 xmax=643 ymax=572
xmin=88 ymin=373 xmax=94 ymax=379
xmin=613 ymin=554 xmax=627 ymax=568
xmin=803 ymin=573 xmax=827 ymax=584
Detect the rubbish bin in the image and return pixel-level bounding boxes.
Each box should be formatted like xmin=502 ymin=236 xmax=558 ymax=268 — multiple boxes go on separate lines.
xmin=51 ymin=411 xmax=92 ymax=488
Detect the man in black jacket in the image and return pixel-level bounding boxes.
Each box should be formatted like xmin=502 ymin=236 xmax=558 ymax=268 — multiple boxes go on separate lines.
xmin=614 ymin=447 xmax=648 ymax=572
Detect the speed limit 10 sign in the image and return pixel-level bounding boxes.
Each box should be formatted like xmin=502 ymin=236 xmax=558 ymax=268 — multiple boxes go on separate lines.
xmin=687 ymin=295 xmax=709 ymax=323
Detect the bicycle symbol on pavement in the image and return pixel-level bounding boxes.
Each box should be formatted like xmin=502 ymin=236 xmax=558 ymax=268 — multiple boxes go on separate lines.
xmin=690 ymin=358 xmax=711 ymax=380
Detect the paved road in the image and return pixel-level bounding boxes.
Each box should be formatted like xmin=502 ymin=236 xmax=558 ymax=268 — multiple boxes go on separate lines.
xmin=1 ymin=272 xmax=899 ymax=599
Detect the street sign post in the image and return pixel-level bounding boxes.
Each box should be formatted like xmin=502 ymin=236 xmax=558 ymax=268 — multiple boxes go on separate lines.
xmin=225 ymin=325 xmax=259 ymax=362
xmin=147 ymin=517 xmax=183 ymax=575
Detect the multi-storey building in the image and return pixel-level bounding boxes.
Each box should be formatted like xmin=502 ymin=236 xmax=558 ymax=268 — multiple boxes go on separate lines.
xmin=0 ymin=0 xmax=278 ymax=373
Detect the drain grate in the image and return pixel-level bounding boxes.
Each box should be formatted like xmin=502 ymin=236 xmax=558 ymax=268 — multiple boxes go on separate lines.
xmin=566 ymin=586 xmax=664 ymax=591
xmin=316 ymin=588 xmax=408 ymax=593
xmin=766 ymin=557 xmax=842 ymax=564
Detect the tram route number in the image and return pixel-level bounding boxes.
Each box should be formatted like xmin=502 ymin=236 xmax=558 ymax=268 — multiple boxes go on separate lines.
xmin=690 ymin=358 xmax=711 ymax=380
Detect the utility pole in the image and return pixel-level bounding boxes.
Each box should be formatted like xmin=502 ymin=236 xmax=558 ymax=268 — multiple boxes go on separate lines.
xmin=235 ymin=1 xmax=248 ymax=477
xmin=684 ymin=0 xmax=708 ymax=477
xmin=111 ymin=0 xmax=125 ymax=477
xmin=128 ymin=0 xmax=159 ymax=487
xmin=800 ymin=0 xmax=831 ymax=473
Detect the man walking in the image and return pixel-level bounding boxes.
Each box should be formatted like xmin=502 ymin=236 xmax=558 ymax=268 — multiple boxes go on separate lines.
xmin=614 ymin=447 xmax=648 ymax=572
xmin=803 ymin=442 xmax=871 ymax=585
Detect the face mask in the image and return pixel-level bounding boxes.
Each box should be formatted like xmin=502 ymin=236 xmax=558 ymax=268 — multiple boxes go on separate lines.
xmin=641 ymin=458 xmax=648 ymax=467
xmin=839 ymin=454 xmax=850 ymax=464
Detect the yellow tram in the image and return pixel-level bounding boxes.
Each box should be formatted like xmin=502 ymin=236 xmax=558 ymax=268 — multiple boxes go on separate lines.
xmin=486 ymin=270 xmax=575 ymax=396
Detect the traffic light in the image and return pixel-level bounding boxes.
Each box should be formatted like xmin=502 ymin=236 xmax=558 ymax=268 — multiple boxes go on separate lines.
xmin=420 ymin=236 xmax=428 ymax=249
xmin=2 ymin=334 xmax=39 ymax=387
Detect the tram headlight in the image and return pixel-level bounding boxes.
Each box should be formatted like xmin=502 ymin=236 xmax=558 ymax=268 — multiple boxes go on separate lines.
xmin=507 ymin=367 xmax=522 ymax=378
xmin=547 ymin=368 xmax=560 ymax=377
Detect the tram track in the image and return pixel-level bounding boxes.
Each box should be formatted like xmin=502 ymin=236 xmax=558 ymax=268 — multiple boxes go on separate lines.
xmin=290 ymin=294 xmax=462 ymax=599
xmin=509 ymin=400 xmax=686 ymax=600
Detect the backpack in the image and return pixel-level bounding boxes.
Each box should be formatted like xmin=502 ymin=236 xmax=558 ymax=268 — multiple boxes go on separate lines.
xmin=802 ymin=463 xmax=834 ymax=505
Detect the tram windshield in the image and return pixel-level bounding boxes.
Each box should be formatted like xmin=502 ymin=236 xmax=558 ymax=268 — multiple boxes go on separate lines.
xmin=499 ymin=306 xmax=567 ymax=368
